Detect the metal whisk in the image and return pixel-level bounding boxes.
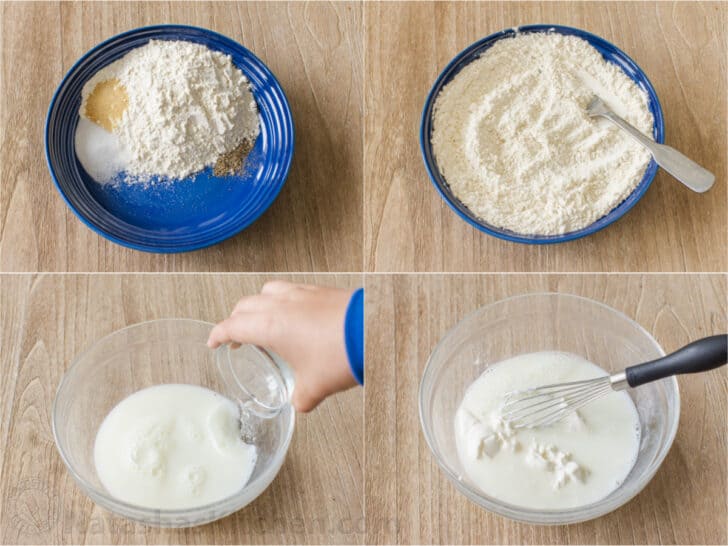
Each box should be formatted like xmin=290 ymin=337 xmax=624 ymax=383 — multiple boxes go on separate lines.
xmin=501 ymin=335 xmax=727 ymax=430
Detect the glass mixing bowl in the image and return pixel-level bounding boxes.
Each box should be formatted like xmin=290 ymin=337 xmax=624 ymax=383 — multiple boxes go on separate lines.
xmin=52 ymin=318 xmax=295 ymax=527
xmin=419 ymin=293 xmax=680 ymax=524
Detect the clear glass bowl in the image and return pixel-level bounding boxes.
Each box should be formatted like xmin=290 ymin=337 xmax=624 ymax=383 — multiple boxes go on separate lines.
xmin=52 ymin=319 xmax=295 ymax=527
xmin=419 ymin=293 xmax=680 ymax=524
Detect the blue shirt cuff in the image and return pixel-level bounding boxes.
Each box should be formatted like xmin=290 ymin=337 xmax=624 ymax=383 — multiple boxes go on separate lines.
xmin=344 ymin=288 xmax=364 ymax=385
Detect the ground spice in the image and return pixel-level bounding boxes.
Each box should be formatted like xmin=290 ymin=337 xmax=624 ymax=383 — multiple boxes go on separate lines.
xmin=213 ymin=138 xmax=253 ymax=177
xmin=84 ymin=78 xmax=128 ymax=131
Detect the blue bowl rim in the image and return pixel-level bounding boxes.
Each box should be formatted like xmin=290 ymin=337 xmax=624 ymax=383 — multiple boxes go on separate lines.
xmin=419 ymin=24 xmax=665 ymax=245
xmin=45 ymin=23 xmax=295 ymax=254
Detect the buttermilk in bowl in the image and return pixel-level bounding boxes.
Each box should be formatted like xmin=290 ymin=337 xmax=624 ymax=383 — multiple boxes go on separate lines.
xmin=94 ymin=384 xmax=257 ymax=510
xmin=455 ymin=351 xmax=641 ymax=510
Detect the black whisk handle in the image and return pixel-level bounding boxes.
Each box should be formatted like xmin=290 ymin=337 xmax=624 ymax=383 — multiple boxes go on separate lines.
xmin=625 ymin=335 xmax=727 ymax=388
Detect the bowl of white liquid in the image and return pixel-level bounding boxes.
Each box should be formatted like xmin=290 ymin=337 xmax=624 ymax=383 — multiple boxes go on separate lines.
xmin=52 ymin=319 xmax=295 ymax=527
xmin=419 ymin=293 xmax=680 ymax=524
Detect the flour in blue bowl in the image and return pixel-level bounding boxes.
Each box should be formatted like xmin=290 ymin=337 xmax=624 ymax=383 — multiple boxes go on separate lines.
xmin=432 ymin=33 xmax=653 ymax=235
xmin=76 ymin=40 xmax=260 ymax=184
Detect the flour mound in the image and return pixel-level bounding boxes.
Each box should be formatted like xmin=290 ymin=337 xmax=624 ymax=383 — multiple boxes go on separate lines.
xmin=432 ymin=32 xmax=653 ymax=235
xmin=81 ymin=40 xmax=260 ymax=181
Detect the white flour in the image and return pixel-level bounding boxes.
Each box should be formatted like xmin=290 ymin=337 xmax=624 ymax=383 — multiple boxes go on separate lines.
xmin=432 ymin=32 xmax=654 ymax=235
xmin=80 ymin=40 xmax=259 ymax=182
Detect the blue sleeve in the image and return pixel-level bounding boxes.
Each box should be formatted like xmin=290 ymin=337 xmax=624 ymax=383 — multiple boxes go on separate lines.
xmin=344 ymin=288 xmax=364 ymax=385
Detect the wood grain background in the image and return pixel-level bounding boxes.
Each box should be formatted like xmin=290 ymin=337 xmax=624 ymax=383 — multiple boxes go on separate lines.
xmin=364 ymin=1 xmax=728 ymax=272
xmin=365 ymin=274 xmax=727 ymax=544
xmin=0 ymin=274 xmax=364 ymax=544
xmin=0 ymin=2 xmax=363 ymax=272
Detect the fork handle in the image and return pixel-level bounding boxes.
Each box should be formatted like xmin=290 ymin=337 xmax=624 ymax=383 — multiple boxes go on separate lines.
xmin=601 ymin=112 xmax=715 ymax=193
xmin=625 ymin=335 xmax=727 ymax=388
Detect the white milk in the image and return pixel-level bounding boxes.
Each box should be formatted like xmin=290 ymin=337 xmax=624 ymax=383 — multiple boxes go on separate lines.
xmin=94 ymin=384 xmax=257 ymax=510
xmin=455 ymin=351 xmax=640 ymax=510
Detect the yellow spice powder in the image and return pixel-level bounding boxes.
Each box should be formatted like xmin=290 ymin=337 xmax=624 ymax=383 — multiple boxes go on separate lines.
xmin=84 ymin=78 xmax=129 ymax=131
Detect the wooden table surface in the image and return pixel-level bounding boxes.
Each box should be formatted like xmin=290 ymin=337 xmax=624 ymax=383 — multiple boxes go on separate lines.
xmin=365 ymin=274 xmax=727 ymax=545
xmin=0 ymin=274 xmax=364 ymax=544
xmin=0 ymin=1 xmax=363 ymax=272
xmin=364 ymin=1 xmax=727 ymax=272
xmin=1 ymin=1 xmax=725 ymax=274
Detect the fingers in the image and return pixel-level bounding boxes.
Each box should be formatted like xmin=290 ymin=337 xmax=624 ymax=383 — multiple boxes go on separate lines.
xmin=207 ymin=311 xmax=275 ymax=349
xmin=291 ymin=383 xmax=321 ymax=413
xmin=207 ymin=319 xmax=234 ymax=348
xmin=232 ymin=294 xmax=276 ymax=315
xmin=260 ymin=280 xmax=297 ymax=296
xmin=230 ymin=283 xmax=315 ymax=316
xmin=210 ymin=281 xmax=318 ymax=350
xmin=261 ymin=281 xmax=319 ymax=297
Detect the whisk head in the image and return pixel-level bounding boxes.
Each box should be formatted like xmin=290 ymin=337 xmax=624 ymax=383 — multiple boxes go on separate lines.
xmin=500 ymin=376 xmax=614 ymax=429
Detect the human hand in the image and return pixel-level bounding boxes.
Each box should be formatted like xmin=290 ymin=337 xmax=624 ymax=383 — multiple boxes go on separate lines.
xmin=207 ymin=281 xmax=359 ymax=412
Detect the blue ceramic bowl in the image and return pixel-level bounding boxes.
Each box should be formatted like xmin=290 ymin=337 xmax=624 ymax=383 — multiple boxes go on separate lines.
xmin=46 ymin=25 xmax=294 ymax=253
xmin=420 ymin=25 xmax=664 ymax=245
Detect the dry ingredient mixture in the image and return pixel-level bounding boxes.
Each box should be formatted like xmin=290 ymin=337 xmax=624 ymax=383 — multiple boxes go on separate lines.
xmin=432 ymin=32 xmax=654 ymax=235
xmin=76 ymin=39 xmax=259 ymax=183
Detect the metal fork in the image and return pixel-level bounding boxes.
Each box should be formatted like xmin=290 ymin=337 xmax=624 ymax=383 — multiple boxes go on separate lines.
xmin=586 ymin=95 xmax=715 ymax=193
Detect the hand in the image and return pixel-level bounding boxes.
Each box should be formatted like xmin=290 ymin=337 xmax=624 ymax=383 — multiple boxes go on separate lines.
xmin=207 ymin=281 xmax=358 ymax=412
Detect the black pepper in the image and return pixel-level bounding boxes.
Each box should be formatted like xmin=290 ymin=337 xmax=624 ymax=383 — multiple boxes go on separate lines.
xmin=213 ymin=138 xmax=254 ymax=177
